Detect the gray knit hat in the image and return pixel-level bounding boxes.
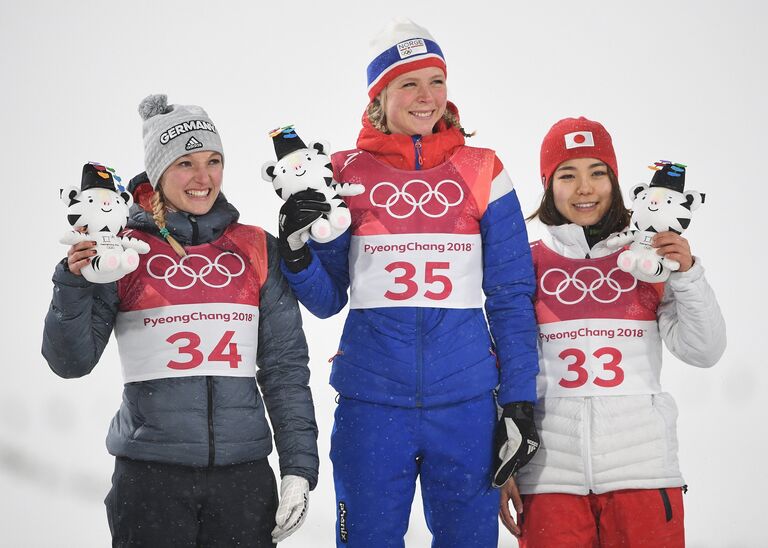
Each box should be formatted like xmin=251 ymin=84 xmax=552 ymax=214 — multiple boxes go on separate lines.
xmin=138 ymin=94 xmax=224 ymax=188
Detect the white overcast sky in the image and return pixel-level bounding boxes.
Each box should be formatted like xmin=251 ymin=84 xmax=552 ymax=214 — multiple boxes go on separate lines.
xmin=1 ymin=1 xmax=765 ymax=546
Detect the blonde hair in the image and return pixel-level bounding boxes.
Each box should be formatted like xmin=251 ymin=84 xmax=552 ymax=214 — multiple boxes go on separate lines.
xmin=151 ymin=189 xmax=187 ymax=257
xmin=366 ymin=89 xmax=475 ymax=137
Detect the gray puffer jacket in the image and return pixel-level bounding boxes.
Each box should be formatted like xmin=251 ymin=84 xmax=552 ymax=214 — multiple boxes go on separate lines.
xmin=42 ymin=173 xmax=319 ymax=488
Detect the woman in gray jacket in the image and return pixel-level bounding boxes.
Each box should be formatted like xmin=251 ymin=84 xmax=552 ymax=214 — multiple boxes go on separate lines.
xmin=42 ymin=94 xmax=319 ymax=547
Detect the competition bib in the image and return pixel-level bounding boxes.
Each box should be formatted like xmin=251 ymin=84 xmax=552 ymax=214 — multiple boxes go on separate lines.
xmin=115 ymin=225 xmax=267 ymax=383
xmin=334 ymin=148 xmax=495 ymax=309
xmin=349 ymin=233 xmax=483 ymax=308
xmin=116 ymin=303 xmax=259 ymax=383
xmin=532 ymin=241 xmax=664 ymax=398
xmin=537 ymin=318 xmax=662 ymax=398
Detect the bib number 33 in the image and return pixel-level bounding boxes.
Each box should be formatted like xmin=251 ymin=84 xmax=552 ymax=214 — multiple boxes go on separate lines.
xmin=558 ymin=346 xmax=624 ymax=389
xmin=385 ymin=261 xmax=452 ymax=301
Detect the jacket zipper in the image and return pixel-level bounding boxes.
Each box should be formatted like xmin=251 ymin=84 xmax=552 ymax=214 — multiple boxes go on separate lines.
xmin=189 ymin=214 xmax=199 ymax=245
xmin=207 ymin=376 xmax=215 ymax=467
xmin=413 ymin=136 xmax=423 ymax=404
xmin=416 ymin=308 xmax=423 ymax=407
xmin=184 ymin=214 xmax=212 ymax=465
xmin=583 ymin=397 xmax=594 ymax=491
xmin=412 ymin=135 xmax=423 ymax=170
xmin=410 ymin=137 xmax=424 ymax=405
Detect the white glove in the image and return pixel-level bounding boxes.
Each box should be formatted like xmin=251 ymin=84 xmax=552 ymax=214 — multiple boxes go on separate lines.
xmin=492 ymin=402 xmax=540 ymax=488
xmin=271 ymin=475 xmax=309 ymax=544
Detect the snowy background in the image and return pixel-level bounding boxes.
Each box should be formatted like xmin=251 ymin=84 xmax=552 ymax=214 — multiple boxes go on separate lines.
xmin=1 ymin=0 xmax=765 ymax=546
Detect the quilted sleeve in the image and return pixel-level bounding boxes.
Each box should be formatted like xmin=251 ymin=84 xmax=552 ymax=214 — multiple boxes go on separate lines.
xmin=257 ymin=234 xmax=319 ymax=488
xmin=657 ymin=259 xmax=727 ymax=367
xmin=41 ymin=259 xmax=119 ymax=378
xmin=281 ymin=230 xmax=352 ymax=319
xmin=482 ymin=165 xmax=539 ymax=405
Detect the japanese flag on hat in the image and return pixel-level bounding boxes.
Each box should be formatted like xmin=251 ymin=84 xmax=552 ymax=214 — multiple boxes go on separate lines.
xmin=563 ymin=131 xmax=595 ymax=149
xmin=540 ymin=117 xmax=618 ymax=188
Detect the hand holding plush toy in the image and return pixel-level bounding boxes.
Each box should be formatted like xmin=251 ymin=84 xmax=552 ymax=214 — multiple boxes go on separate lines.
xmin=261 ymin=126 xmax=364 ymax=243
xmin=606 ymin=161 xmax=704 ymax=283
xmin=60 ymin=163 xmax=150 ymax=283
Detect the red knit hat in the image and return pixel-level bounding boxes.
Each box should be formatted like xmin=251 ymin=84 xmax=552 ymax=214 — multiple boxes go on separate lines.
xmin=540 ymin=117 xmax=618 ymax=189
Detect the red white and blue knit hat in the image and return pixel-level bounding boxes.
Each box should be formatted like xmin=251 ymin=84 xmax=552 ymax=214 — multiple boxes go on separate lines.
xmin=367 ymin=18 xmax=446 ymax=101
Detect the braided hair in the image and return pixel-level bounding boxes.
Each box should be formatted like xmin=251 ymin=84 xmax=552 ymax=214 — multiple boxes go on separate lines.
xmin=150 ymin=189 xmax=187 ymax=258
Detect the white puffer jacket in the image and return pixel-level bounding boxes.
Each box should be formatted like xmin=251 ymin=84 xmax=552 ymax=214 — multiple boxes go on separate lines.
xmin=516 ymin=222 xmax=726 ymax=495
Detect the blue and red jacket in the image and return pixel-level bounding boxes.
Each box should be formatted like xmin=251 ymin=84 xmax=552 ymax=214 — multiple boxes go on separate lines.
xmin=283 ymin=104 xmax=538 ymax=407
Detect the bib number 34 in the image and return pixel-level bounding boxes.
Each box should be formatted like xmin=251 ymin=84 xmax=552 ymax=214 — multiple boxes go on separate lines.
xmin=384 ymin=261 xmax=452 ymax=301
xmin=166 ymin=330 xmax=242 ymax=370
xmin=558 ymin=346 xmax=624 ymax=389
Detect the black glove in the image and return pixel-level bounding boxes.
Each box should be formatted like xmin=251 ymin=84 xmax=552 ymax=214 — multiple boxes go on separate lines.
xmin=278 ymin=189 xmax=331 ymax=273
xmin=492 ymin=401 xmax=540 ymax=488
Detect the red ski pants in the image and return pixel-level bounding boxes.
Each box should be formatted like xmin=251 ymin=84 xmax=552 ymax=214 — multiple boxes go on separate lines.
xmin=518 ymin=488 xmax=685 ymax=547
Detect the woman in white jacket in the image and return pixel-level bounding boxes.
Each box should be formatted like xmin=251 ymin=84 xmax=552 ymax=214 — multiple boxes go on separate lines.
xmin=499 ymin=117 xmax=726 ymax=546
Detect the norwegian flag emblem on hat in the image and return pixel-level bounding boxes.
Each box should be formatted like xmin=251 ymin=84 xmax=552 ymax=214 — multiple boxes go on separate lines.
xmin=564 ymin=131 xmax=595 ymax=149
xmin=397 ymin=38 xmax=428 ymax=58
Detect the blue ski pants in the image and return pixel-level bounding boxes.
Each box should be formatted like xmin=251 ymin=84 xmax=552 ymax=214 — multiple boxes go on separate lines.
xmin=330 ymin=392 xmax=499 ymax=548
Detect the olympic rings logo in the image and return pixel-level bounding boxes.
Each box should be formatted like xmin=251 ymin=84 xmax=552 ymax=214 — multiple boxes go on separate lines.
xmin=369 ymin=179 xmax=464 ymax=219
xmin=539 ymin=266 xmax=637 ymax=305
xmin=147 ymin=252 xmax=246 ymax=290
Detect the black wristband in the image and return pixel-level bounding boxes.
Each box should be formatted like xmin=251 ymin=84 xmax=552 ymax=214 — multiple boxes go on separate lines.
xmin=501 ymin=401 xmax=535 ymax=421
xmin=282 ymin=246 xmax=312 ymax=273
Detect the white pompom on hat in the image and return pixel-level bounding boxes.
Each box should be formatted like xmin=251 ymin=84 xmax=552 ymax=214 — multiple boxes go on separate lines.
xmin=366 ymin=18 xmax=446 ymax=101
xmin=138 ymin=94 xmax=224 ymax=188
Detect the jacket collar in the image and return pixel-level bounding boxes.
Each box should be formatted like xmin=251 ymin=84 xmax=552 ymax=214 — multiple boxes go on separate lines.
xmin=539 ymin=221 xmax=617 ymax=259
xmin=126 ymin=172 xmax=239 ymax=245
xmin=355 ymin=101 xmax=465 ymax=170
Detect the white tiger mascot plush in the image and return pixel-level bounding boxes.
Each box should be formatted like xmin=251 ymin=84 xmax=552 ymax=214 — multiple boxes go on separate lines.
xmin=261 ymin=126 xmax=364 ymax=243
xmin=60 ymin=163 xmax=150 ymax=283
xmin=607 ymin=161 xmax=704 ymax=283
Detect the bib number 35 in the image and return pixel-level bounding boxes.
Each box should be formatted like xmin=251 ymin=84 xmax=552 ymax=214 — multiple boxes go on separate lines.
xmin=384 ymin=261 xmax=452 ymax=301
xmin=558 ymin=346 xmax=624 ymax=389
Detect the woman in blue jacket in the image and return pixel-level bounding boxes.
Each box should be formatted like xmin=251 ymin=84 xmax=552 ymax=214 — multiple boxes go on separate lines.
xmin=277 ymin=19 xmax=539 ymax=548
